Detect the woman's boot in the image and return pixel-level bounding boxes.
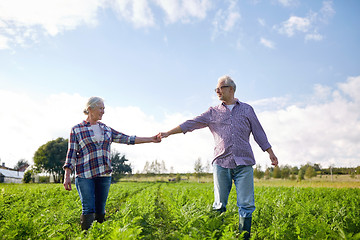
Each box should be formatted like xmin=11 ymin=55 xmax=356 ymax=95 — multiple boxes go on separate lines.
xmin=80 ymin=213 xmax=95 ymax=231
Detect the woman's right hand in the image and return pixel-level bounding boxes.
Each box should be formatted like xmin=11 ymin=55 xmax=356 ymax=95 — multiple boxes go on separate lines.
xmin=63 ymin=168 xmax=72 ymax=191
xmin=63 ymin=175 xmax=72 ymax=191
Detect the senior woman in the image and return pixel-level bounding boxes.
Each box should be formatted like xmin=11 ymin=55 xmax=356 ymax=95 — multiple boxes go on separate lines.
xmin=63 ymin=96 xmax=160 ymax=231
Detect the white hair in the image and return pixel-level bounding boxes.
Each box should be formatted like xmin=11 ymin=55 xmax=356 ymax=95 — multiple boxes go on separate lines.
xmin=218 ymin=75 xmax=236 ymax=92
xmin=83 ymin=96 xmax=104 ymax=115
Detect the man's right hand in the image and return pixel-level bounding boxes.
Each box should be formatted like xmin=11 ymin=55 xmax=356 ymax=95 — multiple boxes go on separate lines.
xmin=159 ymin=132 xmax=170 ymax=139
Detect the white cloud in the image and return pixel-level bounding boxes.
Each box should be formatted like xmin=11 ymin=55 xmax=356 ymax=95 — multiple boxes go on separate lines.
xmin=260 ymin=37 xmax=275 ymax=49
xmin=275 ymin=0 xmax=335 ymax=41
xmin=212 ymin=0 xmax=241 ymax=39
xmin=0 ymin=34 xmax=10 ymax=49
xmin=0 ymin=90 xmax=213 ymax=173
xmin=0 ymin=0 xmax=214 ymax=49
xmin=258 ymin=18 xmax=266 ymax=27
xmin=0 ymin=91 xmax=86 ymax=168
xmin=0 ymin=0 xmax=103 ymax=49
xmin=1 ymin=76 xmax=360 ymax=173
xmin=338 ymin=76 xmax=360 ymax=103
xmin=249 ymin=96 xmax=291 ymax=111
xmin=155 ymin=0 xmax=212 ymax=24
xmin=277 ymin=0 xmax=299 ymax=7
xmin=111 ymin=0 xmax=155 ymax=28
xmin=305 ymin=32 xmax=324 ymax=42
xmin=252 ymin=76 xmax=360 ymax=169
xmin=277 ymin=16 xmax=311 ymax=37
xmin=320 ymin=0 xmax=335 ymax=23
xmin=311 ymin=84 xmax=332 ymax=102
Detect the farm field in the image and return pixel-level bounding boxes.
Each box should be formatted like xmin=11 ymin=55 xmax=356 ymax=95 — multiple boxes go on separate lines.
xmin=1 ymin=182 xmax=359 ymax=240
xmin=123 ymin=174 xmax=360 ymax=188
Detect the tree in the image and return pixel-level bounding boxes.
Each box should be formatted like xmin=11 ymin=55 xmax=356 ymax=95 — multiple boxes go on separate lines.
xmin=194 ymin=158 xmax=203 ymax=182
xmin=273 ymin=166 xmax=281 ymax=178
xmin=33 ymin=137 xmax=68 ymax=183
xmin=264 ymin=167 xmax=271 ymax=179
xmin=160 ymin=160 xmax=167 ymax=173
xmin=142 ymin=160 xmax=165 ymax=175
xmin=313 ymin=163 xmax=322 ymax=172
xmin=204 ymin=160 xmax=211 ymax=173
xmin=298 ymin=169 xmax=305 ymax=181
xmin=281 ymin=165 xmax=291 ymax=179
xmin=253 ymin=164 xmax=264 ymax=179
xmin=305 ymin=166 xmax=316 ymax=179
xmin=14 ymin=159 xmax=29 ymax=171
xmin=111 ymin=150 xmax=132 ymax=182
xmin=23 ymin=170 xmax=32 ymax=183
xmin=150 ymin=160 xmax=161 ymax=174
xmin=356 ymin=166 xmax=360 ymax=175
xmin=142 ymin=161 xmax=151 ymax=174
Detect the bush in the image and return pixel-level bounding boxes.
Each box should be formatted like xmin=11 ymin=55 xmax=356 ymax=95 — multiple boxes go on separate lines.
xmin=22 ymin=171 xmax=32 ymax=183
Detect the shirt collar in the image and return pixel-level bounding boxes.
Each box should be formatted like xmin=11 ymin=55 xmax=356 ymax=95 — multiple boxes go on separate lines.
xmin=220 ymin=98 xmax=240 ymax=107
xmin=82 ymin=120 xmax=104 ymax=127
xmin=82 ymin=120 xmax=91 ymax=127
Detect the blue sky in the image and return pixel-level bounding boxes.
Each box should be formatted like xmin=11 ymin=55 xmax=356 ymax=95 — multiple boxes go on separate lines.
xmin=1 ymin=0 xmax=359 ymax=173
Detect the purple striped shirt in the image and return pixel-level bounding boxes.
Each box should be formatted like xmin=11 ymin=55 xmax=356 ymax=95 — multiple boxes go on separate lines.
xmin=180 ymin=100 xmax=271 ymax=168
xmin=63 ymin=121 xmax=136 ymax=178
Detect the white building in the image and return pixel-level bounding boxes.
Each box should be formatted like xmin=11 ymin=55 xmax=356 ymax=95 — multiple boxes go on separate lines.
xmin=0 ymin=168 xmax=24 ymax=183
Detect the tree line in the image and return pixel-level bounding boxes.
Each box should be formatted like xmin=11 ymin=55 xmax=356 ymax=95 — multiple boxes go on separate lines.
xmin=7 ymin=138 xmax=360 ymax=183
xmin=253 ymin=163 xmax=360 ymax=181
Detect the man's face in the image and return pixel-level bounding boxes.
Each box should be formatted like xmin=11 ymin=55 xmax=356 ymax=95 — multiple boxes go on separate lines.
xmin=215 ymin=80 xmax=232 ymax=101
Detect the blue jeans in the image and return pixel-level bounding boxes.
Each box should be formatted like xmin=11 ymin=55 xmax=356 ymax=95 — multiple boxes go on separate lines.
xmin=212 ymin=164 xmax=255 ymax=218
xmin=75 ymin=176 xmax=112 ymax=215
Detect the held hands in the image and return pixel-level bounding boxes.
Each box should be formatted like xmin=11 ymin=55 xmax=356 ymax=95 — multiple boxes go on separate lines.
xmin=152 ymin=134 xmax=162 ymax=143
xmin=146 ymin=131 xmax=173 ymax=143
xmin=158 ymin=132 xmax=170 ymax=139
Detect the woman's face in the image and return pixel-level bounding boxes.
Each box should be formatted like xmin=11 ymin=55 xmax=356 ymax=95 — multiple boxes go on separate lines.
xmin=89 ymin=101 xmax=105 ymax=121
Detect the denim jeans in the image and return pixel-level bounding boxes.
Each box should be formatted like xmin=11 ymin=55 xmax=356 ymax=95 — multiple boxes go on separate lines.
xmin=212 ymin=164 xmax=255 ymax=218
xmin=75 ymin=176 xmax=112 ymax=215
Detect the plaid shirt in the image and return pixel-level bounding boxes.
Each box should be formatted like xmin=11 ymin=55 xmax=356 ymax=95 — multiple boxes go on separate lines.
xmin=180 ymin=100 xmax=271 ymax=168
xmin=63 ymin=120 xmax=136 ymax=178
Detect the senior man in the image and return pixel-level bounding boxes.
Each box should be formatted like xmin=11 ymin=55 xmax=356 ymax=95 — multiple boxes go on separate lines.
xmin=159 ymin=75 xmax=278 ymax=239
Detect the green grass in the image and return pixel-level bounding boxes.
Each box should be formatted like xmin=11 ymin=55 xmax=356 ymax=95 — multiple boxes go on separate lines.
xmin=1 ymin=182 xmax=359 ymax=239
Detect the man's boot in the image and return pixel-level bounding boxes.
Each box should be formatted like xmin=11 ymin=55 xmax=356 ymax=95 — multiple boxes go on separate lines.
xmin=95 ymin=213 xmax=105 ymax=223
xmin=239 ymin=217 xmax=252 ymax=240
xmin=80 ymin=213 xmax=95 ymax=231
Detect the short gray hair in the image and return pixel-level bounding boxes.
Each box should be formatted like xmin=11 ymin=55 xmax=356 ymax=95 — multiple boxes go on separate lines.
xmin=83 ymin=96 xmax=104 ymax=115
xmin=218 ymin=75 xmax=236 ymax=92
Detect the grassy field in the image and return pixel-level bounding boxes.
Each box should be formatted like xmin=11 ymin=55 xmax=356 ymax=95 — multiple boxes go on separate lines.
xmin=122 ymin=174 xmax=360 ymax=188
xmin=1 ymin=176 xmax=359 ymax=239
xmin=254 ymin=175 xmax=360 ymax=188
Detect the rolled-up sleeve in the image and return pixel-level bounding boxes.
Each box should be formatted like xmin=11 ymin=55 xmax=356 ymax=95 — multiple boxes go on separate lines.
xmin=111 ymin=127 xmax=136 ymax=145
xmin=180 ymin=108 xmax=211 ymax=133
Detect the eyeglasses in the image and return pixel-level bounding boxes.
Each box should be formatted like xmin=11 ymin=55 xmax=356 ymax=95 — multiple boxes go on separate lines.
xmin=214 ymin=85 xmax=230 ymax=92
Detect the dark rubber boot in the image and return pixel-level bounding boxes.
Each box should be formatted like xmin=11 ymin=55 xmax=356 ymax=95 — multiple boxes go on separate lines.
xmin=239 ymin=217 xmax=252 ymax=240
xmin=95 ymin=213 xmax=105 ymax=223
xmin=81 ymin=213 xmax=95 ymax=231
